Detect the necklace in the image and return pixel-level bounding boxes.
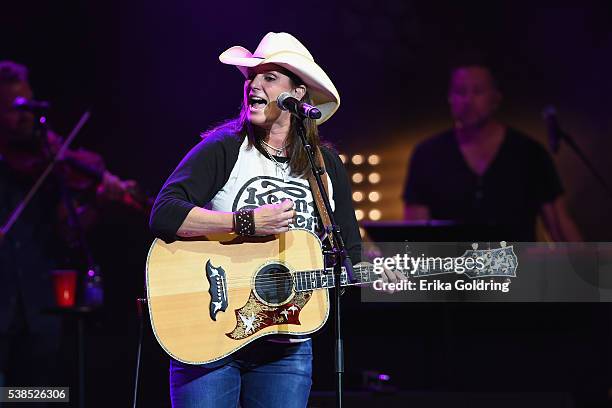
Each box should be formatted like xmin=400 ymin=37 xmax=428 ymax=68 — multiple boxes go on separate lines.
xmin=258 ymin=139 xmax=289 ymax=176
xmin=260 ymin=139 xmax=288 ymax=156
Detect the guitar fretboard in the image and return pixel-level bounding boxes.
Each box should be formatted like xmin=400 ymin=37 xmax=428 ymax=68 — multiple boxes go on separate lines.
xmin=293 ymin=245 xmax=518 ymax=292
xmin=293 ymin=264 xmax=376 ymax=292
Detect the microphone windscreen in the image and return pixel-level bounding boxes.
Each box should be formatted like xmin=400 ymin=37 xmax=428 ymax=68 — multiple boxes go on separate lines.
xmin=276 ymin=92 xmax=292 ymax=111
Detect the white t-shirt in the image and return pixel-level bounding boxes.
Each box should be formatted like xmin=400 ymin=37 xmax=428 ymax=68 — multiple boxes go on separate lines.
xmin=209 ymin=138 xmax=334 ymax=238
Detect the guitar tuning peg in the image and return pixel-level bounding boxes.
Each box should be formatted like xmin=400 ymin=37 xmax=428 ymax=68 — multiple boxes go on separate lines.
xmin=500 ymin=241 xmax=507 ymax=248
xmin=471 ymin=243 xmax=478 ymax=250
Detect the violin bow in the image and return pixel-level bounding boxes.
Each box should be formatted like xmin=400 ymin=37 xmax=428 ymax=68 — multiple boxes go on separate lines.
xmin=0 ymin=111 xmax=91 ymax=241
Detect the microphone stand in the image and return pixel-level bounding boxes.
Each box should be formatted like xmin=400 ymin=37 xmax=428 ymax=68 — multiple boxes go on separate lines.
xmin=553 ymin=125 xmax=612 ymax=200
xmin=294 ymin=117 xmax=354 ymax=408
xmin=38 ymin=112 xmax=102 ymax=408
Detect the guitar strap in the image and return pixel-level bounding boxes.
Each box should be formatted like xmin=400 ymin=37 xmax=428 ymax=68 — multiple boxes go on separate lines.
xmin=307 ymin=147 xmax=335 ymax=247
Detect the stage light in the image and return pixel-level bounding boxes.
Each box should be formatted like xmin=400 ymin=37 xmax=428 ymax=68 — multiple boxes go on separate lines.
xmin=355 ymin=209 xmax=364 ymax=221
xmin=352 ymin=154 xmax=364 ymax=165
xmin=368 ymin=191 xmax=380 ymax=202
xmin=369 ymin=209 xmax=381 ymax=220
xmin=352 ymin=191 xmax=364 ymax=202
xmin=352 ymin=172 xmax=363 ymax=183
xmin=368 ymin=154 xmax=380 ymax=165
xmin=368 ymin=172 xmax=381 ymax=184
xmin=339 ymin=154 xmax=347 ymax=163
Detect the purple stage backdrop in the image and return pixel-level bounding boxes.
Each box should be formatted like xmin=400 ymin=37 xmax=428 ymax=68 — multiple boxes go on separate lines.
xmin=1 ymin=1 xmax=612 ymax=407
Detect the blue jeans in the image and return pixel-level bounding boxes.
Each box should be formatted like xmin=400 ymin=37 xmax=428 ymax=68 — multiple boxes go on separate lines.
xmin=170 ymin=339 xmax=312 ymax=408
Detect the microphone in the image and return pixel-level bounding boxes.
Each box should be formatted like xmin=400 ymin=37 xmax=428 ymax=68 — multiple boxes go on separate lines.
xmin=542 ymin=105 xmax=564 ymax=154
xmin=13 ymin=96 xmax=50 ymax=113
xmin=277 ymin=92 xmax=321 ymax=120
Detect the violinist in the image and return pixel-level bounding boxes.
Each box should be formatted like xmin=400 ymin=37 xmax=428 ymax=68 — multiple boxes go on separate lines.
xmin=0 ymin=60 xmax=138 ymax=389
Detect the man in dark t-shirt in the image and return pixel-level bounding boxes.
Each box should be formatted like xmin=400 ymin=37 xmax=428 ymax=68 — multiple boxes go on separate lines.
xmin=403 ymin=64 xmax=581 ymax=241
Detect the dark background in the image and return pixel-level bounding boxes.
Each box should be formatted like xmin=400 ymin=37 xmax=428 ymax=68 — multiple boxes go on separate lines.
xmin=1 ymin=1 xmax=612 ymax=407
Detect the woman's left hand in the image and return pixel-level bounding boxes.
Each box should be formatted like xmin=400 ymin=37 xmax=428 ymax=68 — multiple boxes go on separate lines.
xmin=378 ymin=267 xmax=408 ymax=294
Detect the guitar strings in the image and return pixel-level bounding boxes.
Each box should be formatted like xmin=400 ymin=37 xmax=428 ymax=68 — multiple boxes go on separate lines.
xmin=199 ymin=266 xmax=373 ymax=284
xmin=199 ymin=264 xmax=499 ymax=290
xmin=200 ymin=267 xmax=377 ymax=290
xmin=200 ymin=265 xmax=374 ymax=284
xmin=236 ymin=270 xmax=374 ymax=287
xmin=206 ymin=274 xmax=373 ymax=293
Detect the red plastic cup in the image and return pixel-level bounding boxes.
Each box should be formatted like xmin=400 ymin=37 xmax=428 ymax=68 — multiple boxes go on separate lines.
xmin=51 ymin=269 xmax=77 ymax=307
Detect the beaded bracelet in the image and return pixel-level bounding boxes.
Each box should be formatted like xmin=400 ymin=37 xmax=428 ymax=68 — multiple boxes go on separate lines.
xmin=233 ymin=208 xmax=256 ymax=236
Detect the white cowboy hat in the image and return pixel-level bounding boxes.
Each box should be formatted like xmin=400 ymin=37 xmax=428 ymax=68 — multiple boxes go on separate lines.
xmin=219 ymin=32 xmax=340 ymax=124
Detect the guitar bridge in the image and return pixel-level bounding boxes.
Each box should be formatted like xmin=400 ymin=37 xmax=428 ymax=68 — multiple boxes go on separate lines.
xmin=205 ymin=260 xmax=228 ymax=321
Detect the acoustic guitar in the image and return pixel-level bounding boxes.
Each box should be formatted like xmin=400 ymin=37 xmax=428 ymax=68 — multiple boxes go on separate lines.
xmin=146 ymin=229 xmax=376 ymax=364
xmin=145 ymin=229 xmax=516 ymax=364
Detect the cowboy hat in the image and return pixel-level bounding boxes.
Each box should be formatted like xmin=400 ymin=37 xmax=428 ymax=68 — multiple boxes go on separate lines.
xmin=219 ymin=32 xmax=340 ymax=124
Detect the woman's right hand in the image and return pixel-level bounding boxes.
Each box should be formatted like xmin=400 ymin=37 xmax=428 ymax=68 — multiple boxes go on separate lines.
xmin=253 ymin=199 xmax=296 ymax=235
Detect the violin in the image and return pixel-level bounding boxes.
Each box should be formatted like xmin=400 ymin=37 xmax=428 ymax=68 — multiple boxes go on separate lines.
xmin=2 ymin=128 xmax=153 ymax=213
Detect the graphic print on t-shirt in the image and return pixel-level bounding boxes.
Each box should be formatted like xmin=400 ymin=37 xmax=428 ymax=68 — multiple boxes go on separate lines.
xmin=232 ymin=176 xmax=321 ymax=235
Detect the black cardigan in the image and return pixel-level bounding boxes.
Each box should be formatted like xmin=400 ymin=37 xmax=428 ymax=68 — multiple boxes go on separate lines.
xmin=149 ymin=128 xmax=362 ymax=264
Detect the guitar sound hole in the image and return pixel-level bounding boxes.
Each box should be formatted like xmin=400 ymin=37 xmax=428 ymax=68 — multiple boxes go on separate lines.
xmin=254 ymin=264 xmax=293 ymax=305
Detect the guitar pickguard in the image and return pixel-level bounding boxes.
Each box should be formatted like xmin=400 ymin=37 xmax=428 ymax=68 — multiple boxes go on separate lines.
xmin=226 ymin=291 xmax=312 ymax=340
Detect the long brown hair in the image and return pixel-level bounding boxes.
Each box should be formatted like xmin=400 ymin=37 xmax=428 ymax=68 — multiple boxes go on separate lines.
xmin=245 ymin=70 xmax=326 ymax=178
xmin=202 ymin=73 xmax=328 ymax=179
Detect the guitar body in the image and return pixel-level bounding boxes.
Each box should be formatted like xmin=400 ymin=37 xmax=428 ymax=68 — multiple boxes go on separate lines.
xmin=146 ymin=229 xmax=329 ymax=364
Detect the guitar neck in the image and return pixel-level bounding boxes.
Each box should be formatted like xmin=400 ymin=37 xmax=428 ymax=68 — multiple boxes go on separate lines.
xmin=293 ymin=244 xmax=519 ymax=292
xmin=294 ymin=264 xmax=376 ymax=292
xmin=293 ymin=263 xmax=461 ymax=292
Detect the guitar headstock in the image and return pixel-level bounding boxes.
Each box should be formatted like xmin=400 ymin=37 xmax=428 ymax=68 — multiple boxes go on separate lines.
xmin=461 ymin=242 xmax=518 ymax=279
xmin=410 ymin=242 xmax=518 ymax=279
